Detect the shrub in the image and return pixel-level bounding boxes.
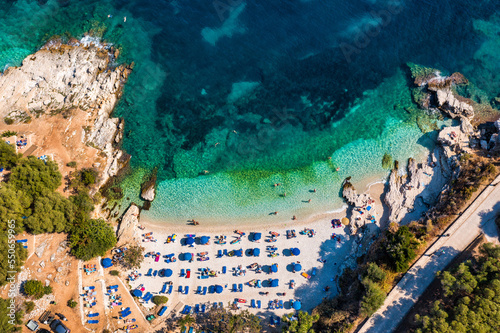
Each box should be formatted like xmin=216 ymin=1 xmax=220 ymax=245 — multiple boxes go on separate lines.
xmin=3 ymin=117 xmax=14 ymax=125
xmin=364 ymin=263 xmax=387 ymax=283
xmin=67 ymin=299 xmax=77 ymax=308
xmin=1 ymin=131 xmax=17 ymax=138
xmin=79 ymin=168 xmax=98 ymax=186
xmin=66 ymin=161 xmax=77 ymax=168
xmin=109 ymin=270 xmax=120 ymax=276
xmin=384 ymin=226 xmax=419 ymax=272
xmin=24 ymin=301 xmax=35 ymax=313
xmin=122 ymin=245 xmax=145 ymax=270
xmin=360 ymin=280 xmax=386 ymax=316
xmin=24 ymin=280 xmax=51 ymax=299
xmin=152 ymin=295 xmax=168 ymax=305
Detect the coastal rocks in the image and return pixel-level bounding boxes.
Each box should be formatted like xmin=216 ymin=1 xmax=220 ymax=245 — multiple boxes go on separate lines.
xmin=141 ymin=184 xmax=155 ymax=202
xmin=342 ymin=179 xmax=373 ymax=208
xmin=433 ymin=88 xmax=474 ymax=120
xmin=116 ymin=203 xmax=140 ymax=246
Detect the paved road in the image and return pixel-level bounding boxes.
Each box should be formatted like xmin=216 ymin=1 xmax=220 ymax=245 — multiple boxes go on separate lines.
xmin=358 ymin=174 xmax=500 ymax=333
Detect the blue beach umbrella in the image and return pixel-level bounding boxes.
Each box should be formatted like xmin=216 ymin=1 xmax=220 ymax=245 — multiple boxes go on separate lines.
xmin=132 ymin=289 xmax=142 ymax=297
xmin=292 ymin=248 xmax=300 ymax=256
xmin=164 ymin=269 xmax=173 ymax=277
xmin=184 ymin=253 xmax=193 ymax=261
xmin=215 ymin=285 xmax=223 ymax=294
xmin=253 ymin=248 xmax=260 ymax=257
xmin=294 ymin=263 xmax=302 ymax=271
xmin=271 ymin=279 xmax=279 ymax=287
xmin=271 ymin=264 xmax=278 ymax=273
xmin=253 ymin=233 xmax=262 ymax=241
xmin=101 ymin=258 xmax=113 ymax=268
xmin=200 ymin=236 xmax=209 ymax=244
xmin=235 ymin=249 xmax=243 ymax=257
xmin=293 ymin=300 xmax=301 ymax=310
xmin=186 ymin=237 xmax=195 ymax=245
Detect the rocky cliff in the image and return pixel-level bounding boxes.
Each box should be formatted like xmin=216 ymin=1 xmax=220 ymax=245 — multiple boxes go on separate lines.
xmin=384 ymin=66 xmax=480 ymax=223
xmin=0 ymin=37 xmax=132 ymax=187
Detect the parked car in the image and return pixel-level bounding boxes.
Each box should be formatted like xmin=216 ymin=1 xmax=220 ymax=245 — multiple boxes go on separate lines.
xmin=50 ymin=319 xmax=71 ymax=333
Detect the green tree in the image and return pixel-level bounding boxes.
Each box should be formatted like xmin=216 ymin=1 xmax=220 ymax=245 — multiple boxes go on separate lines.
xmin=0 ymin=141 xmax=19 ymax=169
xmin=385 ymin=226 xmax=419 ymax=272
xmin=24 ymin=301 xmax=35 ymax=314
xmin=67 ymin=299 xmax=78 ymax=308
xmin=79 ymin=168 xmax=98 ymax=186
xmin=69 ymin=219 xmax=116 ymax=261
xmin=10 ymin=157 xmax=61 ymax=199
xmin=0 ymin=298 xmax=23 ymax=332
xmin=364 ymin=263 xmax=387 ymax=283
xmin=152 ymin=296 xmax=168 ymax=306
xmin=0 ymin=239 xmax=26 ymax=286
xmin=282 ymin=311 xmax=319 ymax=333
xmin=24 ymin=280 xmax=46 ymax=299
xmin=360 ymin=280 xmax=386 ymax=316
xmin=121 ymin=245 xmax=145 ymax=270
xmin=177 ymin=314 xmax=195 ymax=331
xmin=206 ymin=308 xmax=261 ymax=333
xmin=24 ymin=191 xmax=75 ymax=234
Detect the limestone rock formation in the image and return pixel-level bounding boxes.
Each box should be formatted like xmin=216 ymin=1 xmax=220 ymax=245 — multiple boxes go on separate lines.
xmin=141 ymin=184 xmax=155 ymax=202
xmin=0 ymin=37 xmax=132 ymax=187
xmin=116 ymin=203 xmax=140 ymax=247
xmin=342 ymin=179 xmax=372 ymax=208
xmin=434 ymin=88 xmax=474 ymax=119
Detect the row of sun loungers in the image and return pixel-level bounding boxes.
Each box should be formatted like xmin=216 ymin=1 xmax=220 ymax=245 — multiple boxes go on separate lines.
xmin=232 ymin=283 xmax=244 ymax=292
xmin=178 ymin=286 xmax=190 ymax=294
xmin=119 ymin=307 xmax=131 ymax=319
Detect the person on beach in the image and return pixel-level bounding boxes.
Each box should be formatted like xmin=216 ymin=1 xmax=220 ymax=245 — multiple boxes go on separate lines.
xmin=308 ymin=199 xmax=312 ymax=203
xmin=292 ymin=215 xmax=296 ymax=220
xmin=313 ymin=189 xmax=316 ymax=192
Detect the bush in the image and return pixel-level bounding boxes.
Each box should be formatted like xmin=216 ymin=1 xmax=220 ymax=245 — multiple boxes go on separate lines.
xmin=3 ymin=117 xmax=14 ymax=125
xmin=66 ymin=161 xmax=77 ymax=168
xmin=364 ymin=263 xmax=387 ymax=283
xmin=69 ymin=219 xmax=116 ymax=261
xmin=79 ymin=168 xmax=98 ymax=186
xmin=67 ymin=299 xmax=77 ymax=308
xmin=122 ymin=245 xmax=145 ymax=270
xmin=384 ymin=226 xmax=419 ymax=272
xmin=24 ymin=301 xmax=35 ymax=313
xmin=152 ymin=295 xmax=168 ymax=305
xmin=1 ymin=131 xmax=17 ymax=138
xmin=110 ymin=270 xmax=120 ymax=276
xmin=360 ymin=280 xmax=386 ymax=316
xmin=24 ymin=280 xmax=51 ymax=299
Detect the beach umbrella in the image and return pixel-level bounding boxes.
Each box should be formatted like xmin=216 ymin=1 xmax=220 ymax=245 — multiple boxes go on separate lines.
xmin=131 ymin=289 xmax=142 ymax=297
xmin=215 ymin=285 xmax=223 ymax=294
xmin=271 ymin=279 xmax=279 ymax=287
xmin=101 ymin=258 xmax=113 ymax=268
xmin=235 ymin=249 xmax=243 ymax=257
xmin=342 ymin=217 xmax=350 ymax=225
xmin=293 ymin=300 xmax=301 ymax=310
xmin=164 ymin=269 xmax=173 ymax=277
xmin=291 ymin=248 xmax=300 ymax=256
xmin=184 ymin=253 xmax=193 ymax=261
xmin=186 ymin=237 xmax=195 ymax=245
xmin=200 ymin=236 xmax=209 ymax=244
xmin=294 ymin=263 xmax=302 ymax=271
xmin=253 ymin=232 xmax=262 ymax=241
xmin=271 ymin=264 xmax=278 ymax=273
xmin=253 ymin=248 xmax=260 ymax=257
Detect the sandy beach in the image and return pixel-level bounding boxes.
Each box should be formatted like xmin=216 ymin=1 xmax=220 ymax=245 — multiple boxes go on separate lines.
xmin=125 ymin=183 xmax=386 ymax=319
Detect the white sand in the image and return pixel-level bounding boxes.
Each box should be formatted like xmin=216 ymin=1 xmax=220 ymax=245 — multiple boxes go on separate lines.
xmin=126 ymin=183 xmax=386 ymax=318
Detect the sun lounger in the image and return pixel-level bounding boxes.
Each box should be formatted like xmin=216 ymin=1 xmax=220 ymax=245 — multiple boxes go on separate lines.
xmin=83 ymin=286 xmax=95 ymax=291
xmin=180 ymin=269 xmax=185 ymax=277
xmin=219 ymin=302 xmax=223 ymax=309
xmin=196 ymin=286 xmax=202 ymax=294
xmin=158 ymin=306 xmax=168 ymax=316
xmin=161 ymin=283 xmax=168 ymax=294
xmin=146 ymin=268 xmax=153 ymax=276
xmin=251 ymin=299 xmax=256 ymax=308
xmin=186 ymin=269 xmax=191 ymax=278
xmin=121 ymin=311 xmax=131 ymax=318
xmin=182 ymin=305 xmax=191 ymax=314
xmin=178 ymin=286 xmax=183 ymax=293
xmin=202 ymin=286 xmax=207 ymax=295
xmin=277 ymin=316 xmax=281 ymax=325
xmin=168 ymin=285 xmax=173 ymax=294
xmin=223 ymin=249 xmax=228 ymax=256
xmin=270 ymin=316 xmax=275 ymax=325
xmin=189 ymin=327 xmax=194 ymax=333
xmin=279 ymin=300 xmax=283 ymax=309
xmin=232 ymin=284 xmax=237 ymax=292
xmin=222 ymin=266 xmax=227 ymax=274
xmin=90 ymin=302 xmax=96 ymax=307
xmin=87 ymin=313 xmax=99 ymax=317
xmin=195 ymin=304 xmax=200 ymax=313
xmin=217 ymin=250 xmax=222 ymax=258
xmin=201 ymin=304 xmax=206 ymax=313
xmin=184 ymin=286 xmax=189 ymax=294
xmin=88 ymin=320 xmax=99 ymax=324
xmin=257 ymin=300 xmax=261 ymax=308
xmin=238 ymin=284 xmax=243 ymax=292
xmin=213 ymin=302 xmax=218 ymax=309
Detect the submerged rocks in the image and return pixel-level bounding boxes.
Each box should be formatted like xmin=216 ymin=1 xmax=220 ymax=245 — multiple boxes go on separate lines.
xmin=116 ymin=203 xmax=140 ymax=246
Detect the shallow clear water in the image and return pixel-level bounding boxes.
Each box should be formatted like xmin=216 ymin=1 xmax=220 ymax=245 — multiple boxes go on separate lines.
xmin=1 ymin=0 xmax=499 ymax=223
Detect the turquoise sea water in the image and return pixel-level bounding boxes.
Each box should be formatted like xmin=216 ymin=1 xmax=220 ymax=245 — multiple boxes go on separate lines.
xmin=1 ymin=0 xmax=499 ymax=224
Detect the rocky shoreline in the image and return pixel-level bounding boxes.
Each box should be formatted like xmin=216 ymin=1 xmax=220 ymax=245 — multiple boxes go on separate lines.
xmin=0 ymin=37 xmax=133 ymax=189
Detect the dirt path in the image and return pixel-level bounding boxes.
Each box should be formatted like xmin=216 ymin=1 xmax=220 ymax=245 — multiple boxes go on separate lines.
xmin=358 ymin=174 xmax=500 ymax=333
